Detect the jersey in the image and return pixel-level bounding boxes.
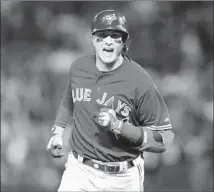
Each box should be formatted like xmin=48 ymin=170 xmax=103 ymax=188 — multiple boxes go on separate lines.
xmin=55 ymin=55 xmax=172 ymax=162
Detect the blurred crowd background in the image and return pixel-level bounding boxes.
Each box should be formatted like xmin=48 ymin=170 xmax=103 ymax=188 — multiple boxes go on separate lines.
xmin=1 ymin=1 xmax=213 ymax=192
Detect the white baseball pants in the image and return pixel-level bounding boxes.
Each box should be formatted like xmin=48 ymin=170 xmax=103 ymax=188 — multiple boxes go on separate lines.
xmin=57 ymin=152 xmax=144 ymax=191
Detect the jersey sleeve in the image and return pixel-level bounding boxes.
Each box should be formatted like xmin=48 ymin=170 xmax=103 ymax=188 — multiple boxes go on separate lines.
xmin=55 ymin=66 xmax=74 ymax=128
xmin=136 ymin=84 xmax=172 ymax=131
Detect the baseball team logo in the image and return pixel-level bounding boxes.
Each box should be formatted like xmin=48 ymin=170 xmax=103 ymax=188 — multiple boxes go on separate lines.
xmin=72 ymin=88 xmax=132 ymax=122
xmin=102 ymin=13 xmax=117 ymax=24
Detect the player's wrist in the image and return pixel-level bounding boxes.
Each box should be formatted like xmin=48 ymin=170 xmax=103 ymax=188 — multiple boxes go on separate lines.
xmin=51 ymin=125 xmax=64 ymax=136
xmin=110 ymin=120 xmax=124 ymax=135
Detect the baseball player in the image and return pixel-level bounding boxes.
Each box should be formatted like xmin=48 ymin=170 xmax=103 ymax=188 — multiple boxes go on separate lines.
xmin=47 ymin=10 xmax=174 ymax=192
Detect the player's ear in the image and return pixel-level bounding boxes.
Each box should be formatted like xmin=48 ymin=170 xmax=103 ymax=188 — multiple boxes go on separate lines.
xmin=92 ymin=35 xmax=96 ymax=46
xmin=124 ymin=37 xmax=131 ymax=53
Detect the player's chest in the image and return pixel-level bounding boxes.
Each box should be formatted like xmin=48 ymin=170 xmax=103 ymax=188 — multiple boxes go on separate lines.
xmin=71 ymin=74 xmax=136 ymax=117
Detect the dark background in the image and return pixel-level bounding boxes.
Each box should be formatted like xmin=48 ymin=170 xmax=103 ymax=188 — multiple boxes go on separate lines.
xmin=1 ymin=1 xmax=213 ymax=191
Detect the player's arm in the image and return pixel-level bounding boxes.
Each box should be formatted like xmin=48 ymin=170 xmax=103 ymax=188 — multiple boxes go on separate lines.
xmin=119 ymin=84 xmax=174 ymax=153
xmin=52 ymin=65 xmax=74 ymax=133
xmin=95 ymin=85 xmax=174 ymax=153
xmin=46 ymin=67 xmax=74 ymax=158
xmin=54 ymin=76 xmax=74 ymax=129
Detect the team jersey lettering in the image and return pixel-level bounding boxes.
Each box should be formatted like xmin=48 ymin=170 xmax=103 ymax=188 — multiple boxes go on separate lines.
xmin=115 ymin=100 xmax=126 ymax=112
xmin=96 ymin=92 xmax=107 ymax=104
xmin=72 ymin=88 xmax=91 ymax=102
xmin=103 ymin=96 xmax=114 ymax=107
xmin=121 ymin=105 xmax=132 ymax=117
xmin=72 ymin=88 xmax=131 ymax=118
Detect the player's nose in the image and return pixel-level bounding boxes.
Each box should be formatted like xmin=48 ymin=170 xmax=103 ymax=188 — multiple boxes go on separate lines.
xmin=104 ymin=36 xmax=114 ymax=44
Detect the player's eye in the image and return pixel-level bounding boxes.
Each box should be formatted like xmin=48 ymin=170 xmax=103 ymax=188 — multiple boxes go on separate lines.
xmin=96 ymin=32 xmax=108 ymax=39
xmin=110 ymin=33 xmax=122 ymax=39
xmin=95 ymin=32 xmax=122 ymax=40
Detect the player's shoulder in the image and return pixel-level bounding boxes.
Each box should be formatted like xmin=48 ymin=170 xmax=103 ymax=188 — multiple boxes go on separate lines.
xmin=70 ymin=55 xmax=94 ymax=69
xmin=126 ymin=58 xmax=154 ymax=85
xmin=125 ymin=58 xmax=155 ymax=96
xmin=68 ymin=55 xmax=95 ymax=76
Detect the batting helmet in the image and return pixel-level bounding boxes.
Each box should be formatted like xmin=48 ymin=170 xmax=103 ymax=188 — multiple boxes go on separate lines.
xmin=91 ymin=10 xmax=129 ymax=41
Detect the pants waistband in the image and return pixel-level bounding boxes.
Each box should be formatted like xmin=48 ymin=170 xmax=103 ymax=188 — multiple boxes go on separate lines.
xmin=72 ymin=151 xmax=141 ymax=174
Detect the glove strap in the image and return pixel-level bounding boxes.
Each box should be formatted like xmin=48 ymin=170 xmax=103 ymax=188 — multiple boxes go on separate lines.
xmin=110 ymin=120 xmax=124 ymax=139
xmin=51 ymin=125 xmax=64 ymax=135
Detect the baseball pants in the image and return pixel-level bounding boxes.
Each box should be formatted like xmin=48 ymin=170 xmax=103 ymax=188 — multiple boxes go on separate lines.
xmin=57 ymin=151 xmax=144 ymax=192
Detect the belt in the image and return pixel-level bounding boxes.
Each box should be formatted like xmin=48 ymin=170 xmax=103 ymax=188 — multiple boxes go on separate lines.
xmin=72 ymin=151 xmax=135 ymax=174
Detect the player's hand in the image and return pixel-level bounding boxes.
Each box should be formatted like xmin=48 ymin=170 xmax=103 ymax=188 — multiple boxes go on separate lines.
xmin=93 ymin=108 xmax=124 ymax=133
xmin=46 ymin=126 xmax=65 ymax=158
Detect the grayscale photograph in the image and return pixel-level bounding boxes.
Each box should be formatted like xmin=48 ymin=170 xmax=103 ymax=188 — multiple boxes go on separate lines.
xmin=1 ymin=1 xmax=213 ymax=192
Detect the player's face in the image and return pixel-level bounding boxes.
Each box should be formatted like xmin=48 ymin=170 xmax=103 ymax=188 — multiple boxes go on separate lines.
xmin=92 ymin=30 xmax=124 ymax=64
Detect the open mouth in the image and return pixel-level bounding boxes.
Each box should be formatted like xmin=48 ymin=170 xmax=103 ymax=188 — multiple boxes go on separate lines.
xmin=103 ymin=48 xmax=114 ymax=53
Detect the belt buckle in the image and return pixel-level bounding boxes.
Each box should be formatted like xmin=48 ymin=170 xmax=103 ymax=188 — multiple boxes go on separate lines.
xmin=104 ymin=164 xmax=118 ymax=173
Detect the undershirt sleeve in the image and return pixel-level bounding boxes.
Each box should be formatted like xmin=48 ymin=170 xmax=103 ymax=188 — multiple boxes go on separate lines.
xmin=55 ymin=67 xmax=74 ymax=128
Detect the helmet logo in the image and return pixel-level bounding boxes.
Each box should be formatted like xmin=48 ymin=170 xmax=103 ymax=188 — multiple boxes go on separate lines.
xmin=102 ymin=14 xmax=117 ymax=24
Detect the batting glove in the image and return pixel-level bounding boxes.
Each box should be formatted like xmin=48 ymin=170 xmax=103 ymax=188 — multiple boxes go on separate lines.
xmin=93 ymin=108 xmax=124 ymax=136
xmin=46 ymin=125 xmax=65 ymax=158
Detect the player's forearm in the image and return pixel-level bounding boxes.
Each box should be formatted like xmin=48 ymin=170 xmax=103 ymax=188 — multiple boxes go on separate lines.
xmin=119 ymin=123 xmax=173 ymax=153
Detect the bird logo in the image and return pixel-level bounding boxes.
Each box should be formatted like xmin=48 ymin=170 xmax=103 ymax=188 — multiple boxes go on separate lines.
xmin=102 ymin=14 xmax=117 ymax=24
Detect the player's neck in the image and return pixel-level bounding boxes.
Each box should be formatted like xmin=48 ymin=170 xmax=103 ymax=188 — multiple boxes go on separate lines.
xmin=95 ymin=55 xmax=124 ymax=72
